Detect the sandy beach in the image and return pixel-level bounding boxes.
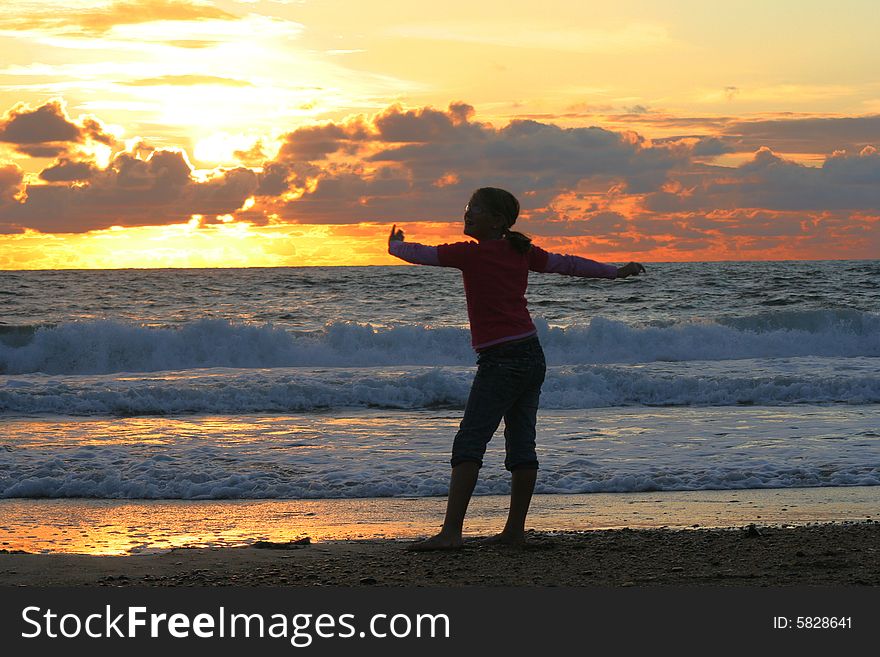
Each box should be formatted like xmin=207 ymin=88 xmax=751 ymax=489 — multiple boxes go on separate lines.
xmin=2 ymin=521 xmax=877 ymax=587
xmin=2 ymin=488 xmax=878 ymax=587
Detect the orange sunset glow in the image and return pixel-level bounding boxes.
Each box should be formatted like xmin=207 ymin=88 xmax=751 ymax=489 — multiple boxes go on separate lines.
xmin=1 ymin=0 xmax=878 ymax=268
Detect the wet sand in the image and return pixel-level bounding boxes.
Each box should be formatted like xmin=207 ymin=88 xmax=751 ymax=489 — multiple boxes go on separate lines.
xmin=2 ymin=521 xmax=877 ymax=587
xmin=2 ymin=486 xmax=877 ymax=555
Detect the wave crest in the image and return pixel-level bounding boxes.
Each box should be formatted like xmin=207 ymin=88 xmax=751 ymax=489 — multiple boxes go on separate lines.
xmin=0 ymin=310 xmax=877 ymax=375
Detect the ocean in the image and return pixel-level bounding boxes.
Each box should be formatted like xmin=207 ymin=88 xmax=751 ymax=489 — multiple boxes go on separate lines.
xmin=1 ymin=260 xmax=879 ymax=504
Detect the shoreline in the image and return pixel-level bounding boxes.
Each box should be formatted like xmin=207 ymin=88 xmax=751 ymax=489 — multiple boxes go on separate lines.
xmin=3 ymin=487 xmax=877 ymax=587
xmin=1 ymin=486 xmax=877 ymax=555
xmin=1 ymin=521 xmax=877 ymax=587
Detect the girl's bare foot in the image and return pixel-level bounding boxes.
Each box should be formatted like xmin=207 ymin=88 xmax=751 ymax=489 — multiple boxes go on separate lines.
xmin=480 ymin=531 xmax=526 ymax=546
xmin=406 ymin=533 xmax=463 ymax=551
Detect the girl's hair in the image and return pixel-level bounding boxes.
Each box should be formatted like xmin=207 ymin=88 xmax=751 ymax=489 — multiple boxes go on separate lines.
xmin=473 ymin=187 xmax=532 ymax=254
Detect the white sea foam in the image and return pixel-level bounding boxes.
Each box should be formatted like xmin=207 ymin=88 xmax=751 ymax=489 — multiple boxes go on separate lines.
xmin=2 ymin=264 xmax=876 ymax=501
xmin=1 ymin=407 xmax=877 ymax=499
xmin=2 ymin=357 xmax=879 ymax=416
xmin=1 ymin=310 xmax=878 ymax=375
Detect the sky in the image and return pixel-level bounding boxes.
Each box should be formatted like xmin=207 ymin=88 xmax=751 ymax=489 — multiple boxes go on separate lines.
xmin=0 ymin=0 xmax=878 ymax=268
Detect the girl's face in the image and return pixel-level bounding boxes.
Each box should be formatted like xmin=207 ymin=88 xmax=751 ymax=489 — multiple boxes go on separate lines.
xmin=463 ymin=196 xmax=504 ymax=240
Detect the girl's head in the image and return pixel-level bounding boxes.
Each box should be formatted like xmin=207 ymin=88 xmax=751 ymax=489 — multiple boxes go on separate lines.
xmin=463 ymin=187 xmax=532 ymax=254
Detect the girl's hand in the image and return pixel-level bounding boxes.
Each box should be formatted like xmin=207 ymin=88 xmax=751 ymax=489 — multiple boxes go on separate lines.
xmin=389 ymin=224 xmax=405 ymax=244
xmin=616 ymin=262 xmax=646 ymax=278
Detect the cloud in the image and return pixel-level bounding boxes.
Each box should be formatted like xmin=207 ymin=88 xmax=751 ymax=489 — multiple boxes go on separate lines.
xmin=652 ymin=135 xmax=738 ymax=157
xmin=0 ymin=163 xmax=23 ymax=201
xmin=602 ymin=111 xmax=880 ymax=157
xmin=2 ymin=99 xmax=878 ymax=262
xmin=275 ymin=120 xmax=370 ymax=162
xmin=1 ymin=146 xmax=257 ymax=233
xmin=691 ymin=136 xmax=737 ymax=156
xmin=0 ymin=163 xmax=24 ymax=233
xmin=373 ymin=102 xmax=476 ymax=141
xmin=0 ymin=99 xmax=116 ymax=158
xmin=680 ymin=210 xmax=812 ymax=238
xmin=233 ymin=140 xmax=270 ymax=167
xmin=722 ymin=114 xmax=880 ymax=154
xmin=644 ymin=145 xmax=880 ymax=213
xmin=519 ymin=211 xmax=630 ymax=237
xmin=3 ymin=0 xmax=236 ymax=38
xmin=124 ymin=75 xmax=253 ymax=87
xmin=613 ymin=114 xmax=735 ymax=130
xmin=162 ymin=39 xmax=221 ymax=48
xmin=257 ymin=102 xmax=684 ymax=224
xmin=39 ymin=157 xmax=100 ymax=182
xmin=255 ymin=162 xmax=297 ymax=197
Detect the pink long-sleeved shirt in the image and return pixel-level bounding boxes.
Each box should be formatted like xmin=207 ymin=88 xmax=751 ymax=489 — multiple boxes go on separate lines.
xmin=389 ymin=238 xmax=617 ymax=350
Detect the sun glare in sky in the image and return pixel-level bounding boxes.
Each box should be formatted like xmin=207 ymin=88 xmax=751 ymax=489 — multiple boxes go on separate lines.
xmin=0 ymin=0 xmax=878 ymax=268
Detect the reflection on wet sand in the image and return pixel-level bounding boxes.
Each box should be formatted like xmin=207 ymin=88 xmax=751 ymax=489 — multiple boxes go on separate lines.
xmin=2 ymin=486 xmax=877 ymax=555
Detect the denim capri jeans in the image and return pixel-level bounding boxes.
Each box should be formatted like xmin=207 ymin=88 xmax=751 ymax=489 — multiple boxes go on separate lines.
xmin=451 ymin=335 xmax=546 ymax=471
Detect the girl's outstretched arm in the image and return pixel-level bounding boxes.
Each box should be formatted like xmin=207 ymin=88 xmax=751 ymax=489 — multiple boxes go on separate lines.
xmin=387 ymin=224 xmax=441 ymax=266
xmin=531 ymin=247 xmax=645 ymax=279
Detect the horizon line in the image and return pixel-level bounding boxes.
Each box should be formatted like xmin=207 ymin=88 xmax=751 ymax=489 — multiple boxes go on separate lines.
xmin=2 ymin=257 xmax=878 ymax=273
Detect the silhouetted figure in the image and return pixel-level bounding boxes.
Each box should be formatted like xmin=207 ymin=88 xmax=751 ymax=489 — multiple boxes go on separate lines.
xmin=388 ymin=187 xmax=645 ymax=550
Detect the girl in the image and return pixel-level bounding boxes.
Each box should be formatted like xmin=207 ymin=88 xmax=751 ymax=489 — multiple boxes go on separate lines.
xmin=388 ymin=187 xmax=645 ymax=550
